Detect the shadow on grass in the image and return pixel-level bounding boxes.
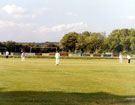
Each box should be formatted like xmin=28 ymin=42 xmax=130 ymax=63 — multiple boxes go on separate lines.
xmin=0 ymin=90 xmax=134 ymax=105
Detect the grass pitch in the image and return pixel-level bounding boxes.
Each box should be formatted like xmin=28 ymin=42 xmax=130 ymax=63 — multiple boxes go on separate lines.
xmin=0 ymin=58 xmax=135 ymax=105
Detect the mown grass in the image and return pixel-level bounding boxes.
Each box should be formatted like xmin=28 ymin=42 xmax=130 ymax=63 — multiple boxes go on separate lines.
xmin=0 ymin=58 xmax=135 ymax=105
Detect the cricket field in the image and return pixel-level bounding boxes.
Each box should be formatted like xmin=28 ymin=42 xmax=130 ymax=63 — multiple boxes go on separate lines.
xmin=0 ymin=58 xmax=135 ymax=105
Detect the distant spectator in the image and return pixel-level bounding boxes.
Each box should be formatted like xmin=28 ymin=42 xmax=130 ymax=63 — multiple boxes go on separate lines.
xmin=80 ymin=51 xmax=83 ymax=56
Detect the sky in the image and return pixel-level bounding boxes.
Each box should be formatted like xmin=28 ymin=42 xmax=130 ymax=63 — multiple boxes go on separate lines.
xmin=0 ymin=0 xmax=135 ymax=42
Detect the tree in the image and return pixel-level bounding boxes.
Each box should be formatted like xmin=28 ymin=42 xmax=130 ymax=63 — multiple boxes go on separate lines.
xmin=82 ymin=31 xmax=90 ymax=37
xmin=106 ymin=29 xmax=132 ymax=53
xmin=76 ymin=34 xmax=86 ymax=52
xmin=130 ymin=37 xmax=135 ymax=51
xmin=85 ymin=32 xmax=105 ymax=53
xmin=129 ymin=29 xmax=135 ymax=52
xmin=107 ymin=29 xmax=122 ymax=53
xmin=42 ymin=43 xmax=59 ymax=53
xmin=60 ymin=32 xmax=79 ymax=52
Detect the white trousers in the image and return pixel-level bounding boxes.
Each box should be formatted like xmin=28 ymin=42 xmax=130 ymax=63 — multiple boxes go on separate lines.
xmin=120 ymin=58 xmax=122 ymax=63
xmin=56 ymin=58 xmax=60 ymax=65
xmin=21 ymin=57 xmax=25 ymax=61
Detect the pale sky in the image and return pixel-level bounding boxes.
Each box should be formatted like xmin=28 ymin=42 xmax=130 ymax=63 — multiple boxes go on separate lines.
xmin=0 ymin=0 xmax=135 ymax=42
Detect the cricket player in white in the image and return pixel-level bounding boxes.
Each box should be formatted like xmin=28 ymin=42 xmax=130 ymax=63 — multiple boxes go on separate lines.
xmin=55 ymin=51 xmax=60 ymax=65
xmin=6 ymin=51 xmax=9 ymax=58
xmin=119 ymin=54 xmax=123 ymax=63
xmin=127 ymin=55 xmax=131 ymax=64
xmin=21 ymin=52 xmax=25 ymax=61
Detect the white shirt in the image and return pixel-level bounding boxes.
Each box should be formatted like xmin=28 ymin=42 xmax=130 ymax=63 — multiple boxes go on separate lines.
xmin=119 ymin=54 xmax=122 ymax=59
xmin=127 ymin=55 xmax=131 ymax=59
xmin=6 ymin=51 xmax=9 ymax=56
xmin=21 ymin=52 xmax=25 ymax=57
xmin=55 ymin=52 xmax=60 ymax=59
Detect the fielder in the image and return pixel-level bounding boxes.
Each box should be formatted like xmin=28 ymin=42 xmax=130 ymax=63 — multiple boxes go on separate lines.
xmin=119 ymin=53 xmax=123 ymax=63
xmin=6 ymin=51 xmax=9 ymax=59
xmin=21 ymin=52 xmax=25 ymax=61
xmin=55 ymin=51 xmax=60 ymax=65
xmin=127 ymin=55 xmax=131 ymax=64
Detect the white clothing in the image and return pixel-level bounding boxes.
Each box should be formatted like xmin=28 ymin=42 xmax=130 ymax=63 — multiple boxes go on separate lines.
xmin=55 ymin=52 xmax=60 ymax=65
xmin=21 ymin=52 xmax=25 ymax=61
xmin=56 ymin=58 xmax=60 ymax=65
xmin=127 ymin=55 xmax=131 ymax=59
xmin=55 ymin=53 xmax=60 ymax=59
xmin=127 ymin=55 xmax=131 ymax=64
xmin=6 ymin=51 xmax=9 ymax=56
xmin=119 ymin=54 xmax=123 ymax=63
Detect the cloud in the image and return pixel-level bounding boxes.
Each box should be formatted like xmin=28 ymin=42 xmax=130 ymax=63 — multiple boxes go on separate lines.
xmin=0 ymin=5 xmax=54 ymax=19
xmin=127 ymin=16 xmax=135 ymax=20
xmin=0 ymin=4 xmax=36 ymax=19
xmin=0 ymin=20 xmax=34 ymax=28
xmin=0 ymin=20 xmax=88 ymax=33
xmin=40 ymin=7 xmax=53 ymax=12
xmin=0 ymin=20 xmax=38 ymax=42
xmin=34 ymin=7 xmax=53 ymax=16
xmin=0 ymin=20 xmax=14 ymax=28
xmin=38 ymin=22 xmax=88 ymax=32
xmin=65 ymin=12 xmax=78 ymax=17
xmin=0 ymin=20 xmax=88 ymax=42
xmin=12 ymin=14 xmax=36 ymax=19
xmin=2 ymin=5 xmax=25 ymax=14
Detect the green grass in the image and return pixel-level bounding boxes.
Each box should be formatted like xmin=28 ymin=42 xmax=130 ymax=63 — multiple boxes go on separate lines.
xmin=0 ymin=58 xmax=135 ymax=105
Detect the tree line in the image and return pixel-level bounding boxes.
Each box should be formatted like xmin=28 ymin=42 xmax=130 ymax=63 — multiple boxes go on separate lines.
xmin=0 ymin=28 xmax=135 ymax=54
xmin=60 ymin=28 xmax=135 ymax=54
xmin=0 ymin=41 xmax=59 ymax=53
